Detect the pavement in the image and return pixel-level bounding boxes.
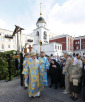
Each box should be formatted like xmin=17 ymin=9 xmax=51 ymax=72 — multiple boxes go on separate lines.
xmin=0 ymin=77 xmax=84 ymax=102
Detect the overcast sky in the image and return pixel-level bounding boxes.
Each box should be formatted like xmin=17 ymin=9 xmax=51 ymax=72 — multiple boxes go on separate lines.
xmin=0 ymin=0 xmax=85 ymax=37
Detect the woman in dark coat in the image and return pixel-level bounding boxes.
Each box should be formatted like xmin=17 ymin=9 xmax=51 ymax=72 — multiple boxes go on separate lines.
xmin=59 ymin=58 xmax=65 ymax=88
xmin=49 ymin=59 xmax=60 ymax=89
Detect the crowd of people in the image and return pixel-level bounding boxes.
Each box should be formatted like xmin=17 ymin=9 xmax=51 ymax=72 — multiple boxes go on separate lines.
xmin=48 ymin=53 xmax=85 ymax=101
xmin=22 ymin=51 xmax=85 ymax=101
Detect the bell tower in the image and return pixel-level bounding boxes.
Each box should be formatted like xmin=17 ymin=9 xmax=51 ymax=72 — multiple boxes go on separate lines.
xmin=33 ymin=3 xmax=49 ymax=44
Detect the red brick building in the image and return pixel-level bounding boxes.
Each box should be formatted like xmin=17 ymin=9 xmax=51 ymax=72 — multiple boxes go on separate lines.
xmin=50 ymin=34 xmax=74 ymax=54
xmin=49 ymin=34 xmax=85 ymax=56
xmin=74 ymin=36 xmax=85 ymax=55
xmin=50 ymin=37 xmax=66 ymax=50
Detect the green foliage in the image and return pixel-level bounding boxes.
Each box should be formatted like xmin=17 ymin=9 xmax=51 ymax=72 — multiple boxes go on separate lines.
xmin=5 ymin=50 xmax=17 ymax=56
xmin=0 ymin=52 xmax=8 ymax=79
xmin=0 ymin=50 xmax=20 ymax=80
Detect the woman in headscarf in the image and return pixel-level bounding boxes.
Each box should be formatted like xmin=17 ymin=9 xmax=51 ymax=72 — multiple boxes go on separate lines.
xmin=69 ymin=54 xmax=82 ymax=101
xmin=49 ymin=59 xmax=60 ymax=89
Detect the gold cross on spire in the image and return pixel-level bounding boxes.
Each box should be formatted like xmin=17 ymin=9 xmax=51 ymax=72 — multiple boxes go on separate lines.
xmin=40 ymin=2 xmax=42 ymax=16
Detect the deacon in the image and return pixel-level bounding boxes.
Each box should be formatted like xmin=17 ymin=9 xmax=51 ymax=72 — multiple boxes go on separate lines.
xmin=39 ymin=51 xmax=49 ymax=86
xmin=22 ymin=51 xmax=43 ymax=97
xmin=23 ymin=53 xmax=30 ymax=89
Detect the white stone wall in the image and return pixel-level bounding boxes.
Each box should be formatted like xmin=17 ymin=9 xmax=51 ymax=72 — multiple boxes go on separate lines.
xmin=33 ymin=42 xmax=62 ymax=56
xmin=0 ymin=28 xmax=33 ymax=52
xmin=0 ymin=29 xmax=14 ymax=52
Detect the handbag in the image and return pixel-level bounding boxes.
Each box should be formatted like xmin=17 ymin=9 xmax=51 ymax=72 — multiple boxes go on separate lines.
xmin=73 ymin=79 xmax=78 ymax=86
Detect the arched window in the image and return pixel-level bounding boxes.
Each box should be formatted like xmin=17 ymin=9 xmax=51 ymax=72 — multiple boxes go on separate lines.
xmin=36 ymin=31 xmax=39 ymax=42
xmin=43 ymin=31 xmax=47 ymax=40
xmin=36 ymin=31 xmax=39 ymax=36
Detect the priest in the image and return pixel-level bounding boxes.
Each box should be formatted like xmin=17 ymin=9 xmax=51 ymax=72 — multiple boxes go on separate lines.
xmin=39 ymin=51 xmax=49 ymax=86
xmin=22 ymin=51 xmax=43 ymax=97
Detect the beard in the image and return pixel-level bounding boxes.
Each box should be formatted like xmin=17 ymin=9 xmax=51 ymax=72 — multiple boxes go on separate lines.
xmin=41 ymin=55 xmax=44 ymax=58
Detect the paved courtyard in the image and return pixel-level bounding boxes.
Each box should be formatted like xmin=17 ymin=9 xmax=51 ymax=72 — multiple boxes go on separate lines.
xmin=0 ymin=77 xmax=84 ymax=102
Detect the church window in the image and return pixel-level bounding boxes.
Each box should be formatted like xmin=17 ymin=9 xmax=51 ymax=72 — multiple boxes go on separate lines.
xmin=36 ymin=31 xmax=39 ymax=36
xmin=36 ymin=31 xmax=39 ymax=42
xmin=43 ymin=31 xmax=47 ymax=40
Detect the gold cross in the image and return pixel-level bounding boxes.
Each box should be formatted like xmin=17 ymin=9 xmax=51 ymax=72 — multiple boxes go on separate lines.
xmin=40 ymin=2 xmax=42 ymax=16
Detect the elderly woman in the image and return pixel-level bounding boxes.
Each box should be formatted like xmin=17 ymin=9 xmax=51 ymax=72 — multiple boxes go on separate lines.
xmin=69 ymin=54 xmax=82 ymax=101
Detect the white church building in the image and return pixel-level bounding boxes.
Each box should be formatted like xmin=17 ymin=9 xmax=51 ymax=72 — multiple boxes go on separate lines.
xmin=32 ymin=15 xmax=62 ymax=56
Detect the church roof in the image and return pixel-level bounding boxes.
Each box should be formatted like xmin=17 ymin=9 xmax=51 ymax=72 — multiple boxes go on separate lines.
xmin=36 ymin=17 xmax=46 ymax=24
xmin=33 ymin=26 xmax=49 ymax=31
